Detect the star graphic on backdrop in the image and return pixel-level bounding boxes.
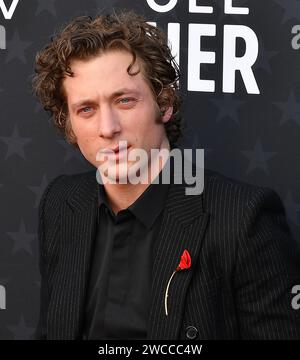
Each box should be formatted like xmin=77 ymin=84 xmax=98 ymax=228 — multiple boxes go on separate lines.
xmin=35 ymin=0 xmax=57 ymax=16
xmin=0 ymin=125 xmax=31 ymax=160
xmin=7 ymin=315 xmax=35 ymax=340
xmin=7 ymin=220 xmax=36 ymax=256
xmin=5 ymin=31 xmax=32 ymax=64
xmin=28 ymin=174 xmax=48 ymax=209
xmin=254 ymin=39 xmax=278 ymax=74
xmin=242 ymin=139 xmax=277 ymax=175
xmin=210 ymin=95 xmax=245 ymax=124
xmin=274 ymin=92 xmax=300 ymax=126
xmin=274 ymin=0 xmax=300 ymax=23
xmin=283 ymin=191 xmax=300 ymax=227
xmin=58 ymin=139 xmax=86 ymax=164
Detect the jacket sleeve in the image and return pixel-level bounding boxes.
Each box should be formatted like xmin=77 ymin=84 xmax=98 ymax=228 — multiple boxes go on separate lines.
xmin=34 ymin=175 xmax=66 ymax=340
xmin=235 ymin=187 xmax=300 ymax=339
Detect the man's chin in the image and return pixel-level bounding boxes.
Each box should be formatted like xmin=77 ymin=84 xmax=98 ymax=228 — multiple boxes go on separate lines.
xmin=97 ymin=164 xmax=130 ymax=185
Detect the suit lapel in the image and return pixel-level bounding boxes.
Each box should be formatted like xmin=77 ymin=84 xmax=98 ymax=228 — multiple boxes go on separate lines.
xmin=147 ymin=181 xmax=209 ymax=340
xmin=48 ymin=172 xmax=98 ymax=339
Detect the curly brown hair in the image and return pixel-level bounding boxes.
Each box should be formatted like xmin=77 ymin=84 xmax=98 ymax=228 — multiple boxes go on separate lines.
xmin=33 ymin=10 xmax=182 ymax=146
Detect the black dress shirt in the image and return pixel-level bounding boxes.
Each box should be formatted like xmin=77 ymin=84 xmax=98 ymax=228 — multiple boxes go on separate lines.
xmin=83 ymin=169 xmax=170 ymax=339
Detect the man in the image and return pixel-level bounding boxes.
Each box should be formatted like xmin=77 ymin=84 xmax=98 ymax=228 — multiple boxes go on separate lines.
xmin=33 ymin=11 xmax=300 ymax=340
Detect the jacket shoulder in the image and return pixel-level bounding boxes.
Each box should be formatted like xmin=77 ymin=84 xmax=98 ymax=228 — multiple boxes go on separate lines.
xmin=38 ymin=170 xmax=96 ymax=215
xmin=203 ymin=168 xmax=285 ymax=216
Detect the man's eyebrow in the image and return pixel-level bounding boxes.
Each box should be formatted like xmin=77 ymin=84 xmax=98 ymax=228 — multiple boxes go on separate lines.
xmin=110 ymin=88 xmax=140 ymax=98
xmin=71 ymin=99 xmax=97 ymax=111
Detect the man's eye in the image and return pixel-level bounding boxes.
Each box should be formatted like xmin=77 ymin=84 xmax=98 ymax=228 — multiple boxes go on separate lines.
xmin=119 ymin=98 xmax=134 ymax=104
xmin=79 ymin=106 xmax=93 ymax=113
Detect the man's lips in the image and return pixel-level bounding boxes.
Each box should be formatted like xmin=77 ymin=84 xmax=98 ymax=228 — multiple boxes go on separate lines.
xmin=101 ymin=145 xmax=130 ymax=153
xmin=100 ymin=144 xmax=131 ymax=159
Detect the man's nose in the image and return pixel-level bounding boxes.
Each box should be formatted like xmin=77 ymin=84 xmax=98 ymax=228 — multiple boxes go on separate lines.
xmin=97 ymin=106 xmax=121 ymax=138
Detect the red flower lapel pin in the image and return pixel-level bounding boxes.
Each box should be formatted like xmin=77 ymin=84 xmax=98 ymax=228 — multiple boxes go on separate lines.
xmin=164 ymin=249 xmax=191 ymax=316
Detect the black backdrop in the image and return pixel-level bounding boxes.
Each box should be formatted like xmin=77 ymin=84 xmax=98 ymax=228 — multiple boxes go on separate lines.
xmin=0 ymin=0 xmax=300 ymax=339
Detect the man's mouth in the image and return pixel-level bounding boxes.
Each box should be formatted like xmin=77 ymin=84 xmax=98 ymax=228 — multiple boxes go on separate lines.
xmin=101 ymin=144 xmax=129 ymax=153
xmin=100 ymin=142 xmax=130 ymax=159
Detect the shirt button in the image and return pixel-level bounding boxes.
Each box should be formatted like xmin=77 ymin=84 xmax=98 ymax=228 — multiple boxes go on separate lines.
xmin=185 ymin=326 xmax=198 ymax=339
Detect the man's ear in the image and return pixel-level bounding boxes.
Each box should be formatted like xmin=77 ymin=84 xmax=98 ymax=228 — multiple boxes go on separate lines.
xmin=161 ymin=106 xmax=173 ymax=123
xmin=159 ymin=86 xmax=174 ymax=123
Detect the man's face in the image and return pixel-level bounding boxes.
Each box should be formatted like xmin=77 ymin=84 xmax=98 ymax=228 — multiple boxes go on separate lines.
xmin=62 ymin=50 xmax=173 ymax=183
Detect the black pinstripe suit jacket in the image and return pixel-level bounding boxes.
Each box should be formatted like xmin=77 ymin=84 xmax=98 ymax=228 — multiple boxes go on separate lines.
xmin=35 ymin=168 xmax=300 ymax=340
